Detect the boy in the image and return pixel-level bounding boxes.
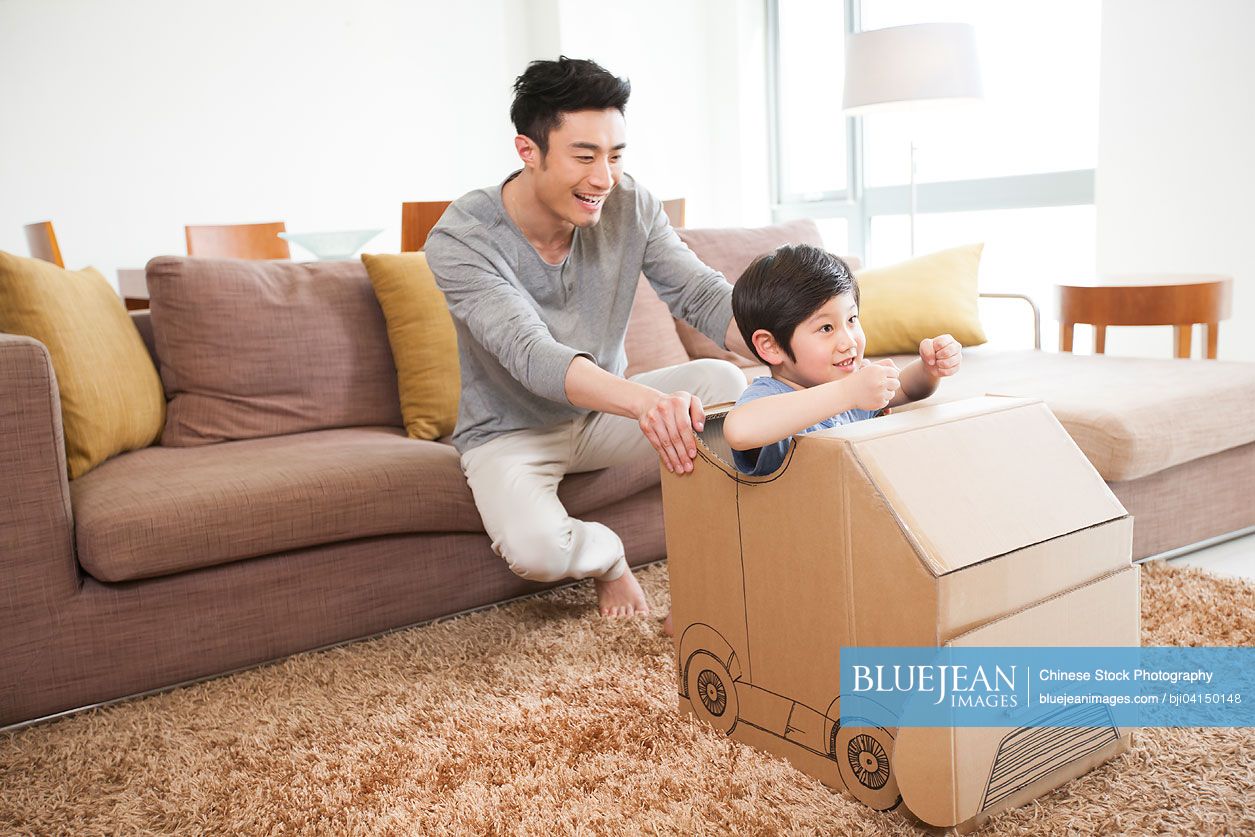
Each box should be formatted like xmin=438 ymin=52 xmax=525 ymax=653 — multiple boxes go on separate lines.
xmin=723 ymin=244 xmax=962 ymax=475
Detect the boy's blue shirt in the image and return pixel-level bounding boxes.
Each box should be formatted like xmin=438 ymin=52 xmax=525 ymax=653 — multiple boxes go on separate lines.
xmin=730 ymin=376 xmax=879 ymax=476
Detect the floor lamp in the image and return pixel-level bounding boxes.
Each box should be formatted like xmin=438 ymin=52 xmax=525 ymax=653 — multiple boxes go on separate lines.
xmin=842 ymin=22 xmax=983 ymax=256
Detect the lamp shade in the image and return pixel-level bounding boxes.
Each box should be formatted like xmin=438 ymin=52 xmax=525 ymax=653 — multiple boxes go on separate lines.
xmin=842 ymin=22 xmax=983 ymax=114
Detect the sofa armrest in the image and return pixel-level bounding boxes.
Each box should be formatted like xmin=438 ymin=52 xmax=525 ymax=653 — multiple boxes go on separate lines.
xmin=0 ymin=333 xmax=80 ymax=603
xmin=979 ymin=292 xmax=1042 ymax=350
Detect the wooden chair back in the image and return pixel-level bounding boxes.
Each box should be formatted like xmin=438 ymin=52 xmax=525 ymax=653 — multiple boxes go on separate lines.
xmin=24 ymin=221 xmax=64 ymax=267
xmin=185 ymin=221 xmax=290 ymax=259
xmin=400 ymin=202 xmax=452 ymax=252
xmin=662 ymin=198 xmax=686 ymax=228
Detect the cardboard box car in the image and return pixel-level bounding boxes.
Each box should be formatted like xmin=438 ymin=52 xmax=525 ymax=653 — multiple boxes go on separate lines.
xmin=662 ymin=396 xmax=1140 ymax=831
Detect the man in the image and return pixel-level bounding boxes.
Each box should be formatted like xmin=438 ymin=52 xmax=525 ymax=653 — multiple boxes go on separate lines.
xmin=425 ymin=57 xmax=750 ymax=628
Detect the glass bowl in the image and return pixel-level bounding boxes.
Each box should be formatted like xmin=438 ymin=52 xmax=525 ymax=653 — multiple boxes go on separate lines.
xmin=278 ymin=228 xmax=383 ymax=260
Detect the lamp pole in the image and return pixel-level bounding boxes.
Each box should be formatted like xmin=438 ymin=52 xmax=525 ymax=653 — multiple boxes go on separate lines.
xmin=909 ymin=139 xmax=917 ymax=256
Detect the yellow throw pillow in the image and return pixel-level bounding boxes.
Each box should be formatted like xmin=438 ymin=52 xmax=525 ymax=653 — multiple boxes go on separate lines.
xmin=361 ymin=252 xmax=459 ymax=440
xmin=0 ymin=251 xmax=165 ymax=478
xmin=856 ymin=243 xmax=987 ymax=356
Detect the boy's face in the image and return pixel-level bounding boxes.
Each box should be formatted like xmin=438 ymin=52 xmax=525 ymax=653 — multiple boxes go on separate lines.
xmin=775 ymin=292 xmax=866 ymax=388
xmin=517 ymin=108 xmax=626 ymax=229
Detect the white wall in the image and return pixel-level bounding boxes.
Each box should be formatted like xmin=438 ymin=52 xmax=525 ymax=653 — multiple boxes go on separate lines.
xmin=0 ymin=0 xmax=771 ymax=285
xmin=1096 ymin=0 xmax=1255 ymax=361
xmin=555 ymin=0 xmax=771 ymax=228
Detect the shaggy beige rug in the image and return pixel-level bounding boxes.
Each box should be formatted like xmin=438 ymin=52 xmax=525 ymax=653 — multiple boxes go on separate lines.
xmin=2 ymin=561 xmax=1252 ymax=835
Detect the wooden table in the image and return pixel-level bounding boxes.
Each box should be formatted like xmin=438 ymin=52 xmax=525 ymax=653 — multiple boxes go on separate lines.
xmin=1056 ymin=275 xmax=1234 ymax=359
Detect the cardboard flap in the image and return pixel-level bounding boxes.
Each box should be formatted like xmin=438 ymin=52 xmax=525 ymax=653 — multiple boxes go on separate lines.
xmin=833 ymin=397 xmax=1126 ymax=576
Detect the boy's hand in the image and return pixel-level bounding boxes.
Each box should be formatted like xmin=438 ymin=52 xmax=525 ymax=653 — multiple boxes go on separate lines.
xmin=919 ymin=334 xmax=962 ymax=378
xmin=847 ymin=359 xmax=901 ymax=411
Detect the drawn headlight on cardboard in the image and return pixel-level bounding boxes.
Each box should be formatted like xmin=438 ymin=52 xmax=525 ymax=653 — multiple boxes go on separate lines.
xmin=661 ymin=396 xmax=1140 ymax=830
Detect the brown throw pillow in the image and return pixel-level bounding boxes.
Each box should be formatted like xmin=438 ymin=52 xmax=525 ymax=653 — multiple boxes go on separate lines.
xmin=675 ymin=219 xmax=855 ymax=367
xmin=147 ymin=256 xmax=403 ymax=446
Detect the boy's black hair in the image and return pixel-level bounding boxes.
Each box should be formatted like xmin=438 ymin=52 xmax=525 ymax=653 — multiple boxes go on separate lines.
xmin=510 ymin=57 xmax=631 ymax=155
xmin=732 ymin=244 xmax=860 ymax=364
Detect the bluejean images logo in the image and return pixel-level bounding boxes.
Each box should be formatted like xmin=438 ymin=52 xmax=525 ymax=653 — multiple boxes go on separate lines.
xmin=851 ymin=661 xmax=1020 ymax=709
xmin=840 ymin=646 xmax=1254 ymax=728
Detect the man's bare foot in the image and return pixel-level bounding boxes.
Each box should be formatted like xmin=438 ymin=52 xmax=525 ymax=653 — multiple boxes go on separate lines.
xmin=594 ymin=570 xmax=649 ymax=618
xmin=662 ymin=610 xmax=674 ymax=637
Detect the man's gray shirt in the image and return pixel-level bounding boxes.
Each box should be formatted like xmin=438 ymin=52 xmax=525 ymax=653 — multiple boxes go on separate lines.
xmin=425 ymin=172 xmax=735 ymax=454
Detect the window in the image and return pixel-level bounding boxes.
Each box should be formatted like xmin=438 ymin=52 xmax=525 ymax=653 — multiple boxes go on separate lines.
xmin=859 ymin=0 xmax=1100 ymax=187
xmin=773 ymin=0 xmax=851 ymax=200
xmin=812 ymin=217 xmax=851 ymax=256
xmin=770 ymin=0 xmax=1101 ymax=348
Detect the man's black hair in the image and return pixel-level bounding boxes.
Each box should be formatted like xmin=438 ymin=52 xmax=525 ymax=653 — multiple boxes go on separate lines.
xmin=732 ymin=244 xmax=860 ymax=364
xmin=510 ymin=56 xmax=631 ymax=155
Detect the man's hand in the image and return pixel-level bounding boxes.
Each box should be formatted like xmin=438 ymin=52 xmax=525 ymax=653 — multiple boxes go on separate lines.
xmin=919 ymin=334 xmax=963 ymax=378
xmin=638 ymin=390 xmax=704 ymax=474
xmin=847 ymin=359 xmax=901 ymax=411
xmin=564 ymin=357 xmax=707 ymax=474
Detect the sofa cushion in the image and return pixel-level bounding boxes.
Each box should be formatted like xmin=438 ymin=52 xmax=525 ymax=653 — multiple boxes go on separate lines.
xmin=674 ymin=220 xmax=858 ymax=367
xmin=625 ymin=274 xmax=690 ymax=376
xmin=857 ymin=243 xmax=988 ymax=355
xmin=893 ymin=348 xmax=1255 ymax=481
xmin=70 ymin=426 xmax=664 ymax=582
xmin=360 ymin=252 xmax=460 ymax=440
xmin=0 ymin=251 xmax=165 ymax=478
xmin=147 ymin=256 xmax=403 ymax=446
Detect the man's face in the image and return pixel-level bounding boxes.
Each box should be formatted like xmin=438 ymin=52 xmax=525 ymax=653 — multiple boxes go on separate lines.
xmin=521 ymin=108 xmax=626 ymax=228
xmin=778 ymin=292 xmax=867 ymax=388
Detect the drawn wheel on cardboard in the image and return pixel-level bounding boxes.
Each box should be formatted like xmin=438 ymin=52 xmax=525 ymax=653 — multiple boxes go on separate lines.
xmin=684 ymin=651 xmax=739 ymax=735
xmin=827 ymin=695 xmax=902 ymax=811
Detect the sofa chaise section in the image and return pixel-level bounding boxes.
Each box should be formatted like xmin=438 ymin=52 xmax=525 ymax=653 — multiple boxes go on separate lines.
xmin=891 ymin=348 xmax=1255 ymax=557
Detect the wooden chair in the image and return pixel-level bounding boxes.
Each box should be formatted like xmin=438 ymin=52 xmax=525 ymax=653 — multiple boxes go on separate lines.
xmin=184 ymin=221 xmax=290 ymax=260
xmin=399 ymin=197 xmax=686 ymax=253
xmin=400 ymin=202 xmax=452 ymax=252
xmin=24 ymin=221 xmax=64 ymax=267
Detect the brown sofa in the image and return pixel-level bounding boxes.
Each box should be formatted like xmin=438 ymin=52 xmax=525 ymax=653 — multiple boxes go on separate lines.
xmin=3 ymin=220 xmax=1254 ymax=729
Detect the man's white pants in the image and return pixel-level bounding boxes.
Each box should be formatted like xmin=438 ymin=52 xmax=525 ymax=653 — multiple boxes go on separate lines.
xmin=460 ymin=359 xmax=747 ymax=584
